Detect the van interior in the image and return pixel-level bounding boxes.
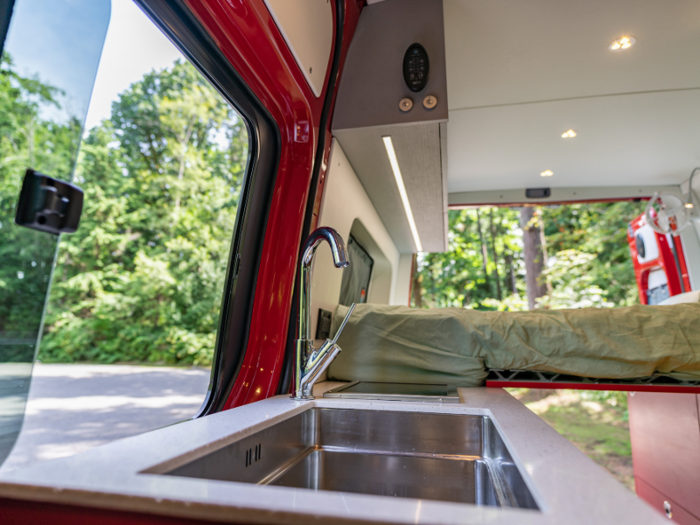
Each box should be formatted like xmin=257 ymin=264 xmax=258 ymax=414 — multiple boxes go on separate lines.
xmin=0 ymin=1 xmax=699 ymax=524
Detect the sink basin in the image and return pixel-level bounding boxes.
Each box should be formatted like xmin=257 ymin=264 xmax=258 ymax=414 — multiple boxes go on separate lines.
xmin=162 ymin=408 xmax=538 ymax=509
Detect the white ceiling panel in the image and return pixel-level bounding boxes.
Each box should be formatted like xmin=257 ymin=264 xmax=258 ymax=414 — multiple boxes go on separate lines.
xmin=447 ymin=90 xmax=700 ymax=193
xmin=443 ymin=0 xmax=700 ymax=197
xmin=444 ymin=0 xmax=700 ymax=109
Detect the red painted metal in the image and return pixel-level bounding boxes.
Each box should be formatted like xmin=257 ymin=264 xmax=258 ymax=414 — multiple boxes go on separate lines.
xmin=486 ymin=380 xmax=700 ymax=393
xmin=309 ymin=3 xmax=366 ymax=234
xmin=0 ymin=497 xmax=230 ymax=525
xmin=183 ymin=1 xmax=363 ymax=408
xmin=627 ymin=212 xmax=690 ymax=304
xmin=449 ymin=197 xmax=650 ymax=209
xmin=629 ymin=392 xmax=700 ymax=521
xmin=635 ymin=478 xmax=700 ymax=525
xmin=674 ymin=234 xmax=692 ymax=292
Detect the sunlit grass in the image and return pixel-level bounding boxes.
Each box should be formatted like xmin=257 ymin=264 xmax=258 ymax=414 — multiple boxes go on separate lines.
xmin=507 ymin=388 xmax=634 ymax=491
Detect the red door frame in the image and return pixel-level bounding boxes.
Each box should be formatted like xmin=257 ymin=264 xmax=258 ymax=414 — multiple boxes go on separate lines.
xmin=183 ymin=0 xmax=363 ymax=408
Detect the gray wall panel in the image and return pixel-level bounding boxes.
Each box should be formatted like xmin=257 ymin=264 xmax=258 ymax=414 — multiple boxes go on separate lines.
xmin=335 ymin=124 xmax=446 ymax=253
xmin=332 ymin=0 xmax=448 ymax=131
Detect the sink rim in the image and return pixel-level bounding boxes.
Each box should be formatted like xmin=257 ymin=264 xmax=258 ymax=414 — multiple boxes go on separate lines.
xmin=6 ymin=389 xmax=663 ymax=525
xmin=156 ymin=405 xmax=539 ymax=510
xmin=141 ymin=401 xmax=495 ymax=476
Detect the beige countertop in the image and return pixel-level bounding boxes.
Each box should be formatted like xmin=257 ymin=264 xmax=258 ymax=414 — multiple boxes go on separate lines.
xmin=0 ymin=384 xmax=668 ymax=524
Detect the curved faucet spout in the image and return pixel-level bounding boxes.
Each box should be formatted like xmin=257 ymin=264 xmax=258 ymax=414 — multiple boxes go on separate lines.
xmin=299 ymin=227 xmax=348 ymax=342
xmin=301 ymin=227 xmax=349 ymax=269
xmin=293 ymin=227 xmax=352 ymax=400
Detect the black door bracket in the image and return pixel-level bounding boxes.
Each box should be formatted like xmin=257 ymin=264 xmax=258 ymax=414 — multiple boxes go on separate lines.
xmin=15 ymin=169 xmax=84 ymax=234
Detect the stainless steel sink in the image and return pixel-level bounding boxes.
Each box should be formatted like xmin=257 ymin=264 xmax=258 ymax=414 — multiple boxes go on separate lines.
xmin=162 ymin=408 xmax=538 ymax=509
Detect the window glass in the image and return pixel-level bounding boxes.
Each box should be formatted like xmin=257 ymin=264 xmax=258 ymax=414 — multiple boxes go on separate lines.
xmin=44 ymin=58 xmax=248 ymax=365
xmin=339 ymin=235 xmax=373 ymax=306
xmin=0 ymin=0 xmax=111 ymax=467
xmin=1 ymin=0 xmax=249 ymax=472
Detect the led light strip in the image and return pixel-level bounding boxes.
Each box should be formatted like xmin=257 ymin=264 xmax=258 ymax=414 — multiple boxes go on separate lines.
xmin=382 ymin=136 xmax=423 ymax=252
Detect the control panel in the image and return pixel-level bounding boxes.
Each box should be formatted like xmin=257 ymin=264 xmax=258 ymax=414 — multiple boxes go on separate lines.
xmin=403 ymin=43 xmax=429 ymax=92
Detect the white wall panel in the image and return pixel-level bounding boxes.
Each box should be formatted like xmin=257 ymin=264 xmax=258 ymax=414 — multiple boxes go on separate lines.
xmin=265 ymin=0 xmax=333 ymax=97
xmin=310 ymin=140 xmax=403 ymax=342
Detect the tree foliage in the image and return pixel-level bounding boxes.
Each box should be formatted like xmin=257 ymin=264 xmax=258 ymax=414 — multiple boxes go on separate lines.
xmin=416 ymin=207 xmax=526 ymax=310
xmin=414 ymin=201 xmax=646 ymax=310
xmin=0 ymin=53 xmax=80 ymax=361
xmin=40 ymin=60 xmax=248 ymax=365
xmin=541 ymin=202 xmax=644 ymax=308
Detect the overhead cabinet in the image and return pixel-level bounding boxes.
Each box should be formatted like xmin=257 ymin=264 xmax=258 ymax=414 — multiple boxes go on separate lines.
xmin=332 ymin=0 xmax=448 ymax=253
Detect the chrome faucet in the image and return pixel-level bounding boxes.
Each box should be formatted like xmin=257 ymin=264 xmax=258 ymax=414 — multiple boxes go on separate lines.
xmin=292 ymin=227 xmax=356 ymax=400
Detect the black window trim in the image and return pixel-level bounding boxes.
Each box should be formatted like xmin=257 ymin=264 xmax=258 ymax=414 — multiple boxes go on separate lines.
xmin=134 ymin=0 xmax=281 ymax=416
xmin=0 ymin=0 xmax=16 ymax=57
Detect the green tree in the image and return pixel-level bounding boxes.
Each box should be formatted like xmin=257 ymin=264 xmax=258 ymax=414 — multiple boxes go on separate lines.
xmin=0 ymin=53 xmax=80 ymax=360
xmin=414 ymin=207 xmax=525 ymax=310
xmin=40 ymin=60 xmax=248 ymax=365
xmin=541 ymin=201 xmax=645 ymax=308
xmin=414 ymin=201 xmax=646 ymax=311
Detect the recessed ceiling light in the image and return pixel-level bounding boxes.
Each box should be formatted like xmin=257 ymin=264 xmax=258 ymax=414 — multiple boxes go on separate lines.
xmin=609 ymin=36 xmax=635 ymax=51
xmin=541 ymin=170 xmax=554 ymax=177
xmin=562 ymin=129 xmax=577 ymax=138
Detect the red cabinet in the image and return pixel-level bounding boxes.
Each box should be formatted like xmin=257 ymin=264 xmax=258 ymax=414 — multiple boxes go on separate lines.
xmin=636 ymin=478 xmax=700 ymax=525
xmin=629 ymin=392 xmax=700 ymax=522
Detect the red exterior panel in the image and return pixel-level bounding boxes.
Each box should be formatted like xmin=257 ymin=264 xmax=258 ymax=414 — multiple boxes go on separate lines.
xmin=674 ymin=234 xmax=692 ymax=292
xmin=627 ymin=213 xmax=690 ymax=304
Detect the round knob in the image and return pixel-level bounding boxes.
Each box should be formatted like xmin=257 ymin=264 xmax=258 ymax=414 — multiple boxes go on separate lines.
xmin=399 ymin=98 xmax=413 ymax=112
xmin=423 ymin=95 xmax=438 ymax=109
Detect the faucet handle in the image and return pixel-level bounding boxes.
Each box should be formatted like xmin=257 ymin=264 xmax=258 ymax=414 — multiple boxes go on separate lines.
xmin=331 ymin=303 xmax=356 ymax=345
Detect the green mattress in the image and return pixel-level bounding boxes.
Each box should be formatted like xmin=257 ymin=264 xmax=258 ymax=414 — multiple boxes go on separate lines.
xmin=328 ymin=303 xmax=700 ymax=387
